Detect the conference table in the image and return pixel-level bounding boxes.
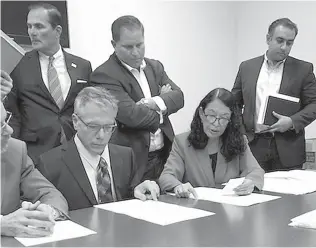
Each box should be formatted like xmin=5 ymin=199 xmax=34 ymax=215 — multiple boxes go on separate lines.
xmin=2 ymin=190 xmax=316 ymax=247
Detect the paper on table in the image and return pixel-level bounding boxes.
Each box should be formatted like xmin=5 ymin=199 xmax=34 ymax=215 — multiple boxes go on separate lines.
xmin=190 ymin=187 xmax=280 ymax=206
xmin=15 ymin=220 xmax=96 ymax=247
xmin=263 ymin=170 xmax=316 ymax=195
xmin=222 ymin=177 xmax=245 ymax=194
xmin=289 ymin=209 xmax=316 ymax=229
xmin=94 ymin=199 xmax=214 ymax=225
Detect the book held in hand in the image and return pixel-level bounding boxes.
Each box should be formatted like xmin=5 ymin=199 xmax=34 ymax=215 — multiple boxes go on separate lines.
xmin=1 ymin=30 xmax=25 ymax=74
xmin=257 ymin=93 xmax=300 ymax=126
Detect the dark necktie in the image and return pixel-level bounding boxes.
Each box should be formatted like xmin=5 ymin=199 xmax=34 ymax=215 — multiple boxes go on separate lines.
xmin=96 ymin=157 xmax=113 ymax=204
xmin=48 ymin=56 xmax=64 ymax=109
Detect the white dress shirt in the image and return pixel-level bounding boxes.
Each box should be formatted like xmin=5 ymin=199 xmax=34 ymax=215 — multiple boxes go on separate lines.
xmin=74 ymin=135 xmax=117 ymax=202
xmin=121 ymin=60 xmax=166 ymax=152
xmin=255 ymin=53 xmax=285 ymax=132
xmin=38 ymin=46 xmax=71 ymax=101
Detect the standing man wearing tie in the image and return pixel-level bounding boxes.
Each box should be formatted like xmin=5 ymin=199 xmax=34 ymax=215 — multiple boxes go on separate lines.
xmin=232 ymin=18 xmax=316 ymax=172
xmin=7 ymin=3 xmax=92 ymax=163
xmin=90 ymin=15 xmax=184 ymax=181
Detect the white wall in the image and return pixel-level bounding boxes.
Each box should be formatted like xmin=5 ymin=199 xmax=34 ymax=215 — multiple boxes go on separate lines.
xmin=235 ymin=1 xmax=316 ymax=138
xmin=66 ymin=0 xmax=238 ymax=135
xmin=65 ymin=0 xmax=316 ymax=138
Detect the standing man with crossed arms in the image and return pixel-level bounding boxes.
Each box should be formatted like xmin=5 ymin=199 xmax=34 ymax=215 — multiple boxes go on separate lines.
xmin=90 ymin=15 xmax=184 ymax=181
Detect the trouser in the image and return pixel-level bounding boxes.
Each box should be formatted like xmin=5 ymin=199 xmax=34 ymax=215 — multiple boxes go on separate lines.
xmin=249 ymin=132 xmax=302 ymax=172
xmin=142 ymin=147 xmax=167 ymax=181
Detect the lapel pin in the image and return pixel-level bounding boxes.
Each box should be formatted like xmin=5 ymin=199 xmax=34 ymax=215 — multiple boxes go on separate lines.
xmin=71 ymin=63 xmax=77 ymax=68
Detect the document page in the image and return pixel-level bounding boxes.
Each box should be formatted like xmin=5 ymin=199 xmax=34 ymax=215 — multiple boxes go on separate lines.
xmin=95 ymin=199 xmax=214 ymax=225
xmin=15 ymin=220 xmax=96 ymax=246
xmin=289 ymin=209 xmax=316 ymax=229
xmin=190 ymin=187 xmax=280 ymax=206
xmin=263 ymin=170 xmax=316 ymax=195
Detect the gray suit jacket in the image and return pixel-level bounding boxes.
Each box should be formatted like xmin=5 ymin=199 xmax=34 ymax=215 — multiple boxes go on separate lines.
xmin=37 ymin=139 xmax=140 ymax=211
xmin=1 ymin=138 xmax=68 ymax=216
xmin=158 ymin=132 xmax=264 ymax=192
xmin=232 ymin=55 xmax=316 ymax=167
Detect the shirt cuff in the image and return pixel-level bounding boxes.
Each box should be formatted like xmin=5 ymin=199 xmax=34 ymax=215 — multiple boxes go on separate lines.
xmin=156 ymin=111 xmax=164 ymax=124
xmin=152 ymin=96 xmax=167 ymax=113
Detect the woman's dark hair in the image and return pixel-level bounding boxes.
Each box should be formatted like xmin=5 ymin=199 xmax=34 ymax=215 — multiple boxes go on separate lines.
xmin=187 ymin=88 xmax=246 ymax=162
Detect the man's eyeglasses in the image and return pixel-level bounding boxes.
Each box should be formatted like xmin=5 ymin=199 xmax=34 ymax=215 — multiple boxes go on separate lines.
xmin=1 ymin=111 xmax=12 ymax=132
xmin=75 ymin=114 xmax=117 ymax=134
xmin=203 ymin=113 xmax=230 ymax=126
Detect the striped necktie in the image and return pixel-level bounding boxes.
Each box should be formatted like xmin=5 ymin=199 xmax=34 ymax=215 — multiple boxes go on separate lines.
xmin=96 ymin=157 xmax=113 ymax=204
xmin=48 ymin=56 xmax=64 ymax=109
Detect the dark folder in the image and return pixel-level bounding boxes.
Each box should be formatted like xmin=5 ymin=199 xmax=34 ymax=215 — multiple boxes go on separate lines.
xmin=1 ymin=30 xmax=25 ymax=74
xmin=263 ymin=94 xmax=300 ymax=126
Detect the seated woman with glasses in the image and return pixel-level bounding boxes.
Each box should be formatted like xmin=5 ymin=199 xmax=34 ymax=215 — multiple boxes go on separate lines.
xmin=158 ymin=88 xmax=264 ymax=198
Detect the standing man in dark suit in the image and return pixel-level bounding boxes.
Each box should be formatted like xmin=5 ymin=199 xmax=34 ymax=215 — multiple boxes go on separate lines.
xmin=0 ymin=99 xmax=69 ymax=237
xmin=6 ymin=3 xmax=92 ymax=164
xmin=37 ymin=87 xmax=160 ymax=211
xmin=90 ymin=15 xmax=184 ymax=181
xmin=232 ymin=18 xmax=316 ymax=172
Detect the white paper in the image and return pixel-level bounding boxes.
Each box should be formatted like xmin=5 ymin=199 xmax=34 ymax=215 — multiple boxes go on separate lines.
xmin=289 ymin=209 xmax=316 ymax=229
xmin=15 ymin=220 xmax=96 ymax=246
xmin=190 ymin=187 xmax=280 ymax=206
xmin=263 ymin=170 xmax=316 ymax=195
xmin=222 ymin=177 xmax=245 ymax=194
xmin=94 ymin=199 xmax=214 ymax=225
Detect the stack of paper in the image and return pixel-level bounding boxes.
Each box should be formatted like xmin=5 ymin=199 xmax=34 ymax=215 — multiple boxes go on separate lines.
xmin=95 ymin=199 xmax=214 ymax=225
xmin=189 ymin=187 xmax=280 ymax=206
xmin=15 ymin=220 xmax=96 ymax=247
xmin=289 ymin=209 xmax=316 ymax=230
xmin=263 ymin=170 xmax=316 ymax=195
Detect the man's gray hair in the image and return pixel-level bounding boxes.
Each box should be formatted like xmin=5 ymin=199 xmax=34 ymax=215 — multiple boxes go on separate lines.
xmin=74 ymin=87 xmax=118 ymax=114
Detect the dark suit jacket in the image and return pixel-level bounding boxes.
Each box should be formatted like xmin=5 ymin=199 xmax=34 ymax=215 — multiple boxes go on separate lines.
xmin=158 ymin=132 xmax=264 ymax=192
xmin=232 ymin=55 xmax=316 ymax=167
xmin=37 ymin=139 xmax=140 ymax=211
xmin=6 ymin=49 xmax=92 ymax=163
xmin=1 ymin=138 xmax=68 ymax=216
xmin=89 ymin=53 xmax=184 ymax=178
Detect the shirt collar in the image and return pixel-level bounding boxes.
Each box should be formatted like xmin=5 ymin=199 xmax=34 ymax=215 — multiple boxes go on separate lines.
xmin=74 ymin=134 xmax=108 ymax=167
xmin=120 ymin=59 xmax=146 ymax=72
xmin=38 ymin=45 xmax=63 ymax=60
xmin=264 ymin=51 xmax=286 ymax=69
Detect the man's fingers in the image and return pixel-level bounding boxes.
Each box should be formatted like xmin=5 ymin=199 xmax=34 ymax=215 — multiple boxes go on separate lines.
xmin=134 ymin=189 xmax=147 ymax=201
xmin=188 ymin=187 xmax=198 ymax=199
xmin=22 ymin=218 xmax=55 ymax=230
xmin=1 ymin=70 xmax=12 ymax=82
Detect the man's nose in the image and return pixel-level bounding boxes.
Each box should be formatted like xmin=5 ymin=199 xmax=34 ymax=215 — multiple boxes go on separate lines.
xmin=131 ymin=47 xmax=139 ymax=56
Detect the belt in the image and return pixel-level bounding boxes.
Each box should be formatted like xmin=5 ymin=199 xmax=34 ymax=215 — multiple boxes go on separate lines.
xmin=254 ymin=132 xmax=274 ymax=139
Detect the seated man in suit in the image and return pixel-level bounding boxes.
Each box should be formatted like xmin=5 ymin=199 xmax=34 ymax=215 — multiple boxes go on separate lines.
xmin=37 ymin=87 xmax=160 ymax=211
xmin=0 ymin=99 xmax=69 ymax=237
xmin=6 ymin=2 xmax=92 ymax=164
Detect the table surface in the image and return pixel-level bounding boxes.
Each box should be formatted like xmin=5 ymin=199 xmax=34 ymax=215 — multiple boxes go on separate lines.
xmin=2 ymin=190 xmax=316 ymax=247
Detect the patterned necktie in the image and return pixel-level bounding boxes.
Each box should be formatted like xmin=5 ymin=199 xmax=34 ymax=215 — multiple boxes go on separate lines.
xmin=96 ymin=157 xmax=113 ymax=204
xmin=48 ymin=56 xmax=64 ymax=109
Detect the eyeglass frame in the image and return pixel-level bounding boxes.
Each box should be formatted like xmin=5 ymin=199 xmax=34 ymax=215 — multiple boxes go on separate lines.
xmin=74 ymin=113 xmax=117 ymax=134
xmin=201 ymin=110 xmax=231 ymax=126
xmin=1 ymin=111 xmax=12 ymax=133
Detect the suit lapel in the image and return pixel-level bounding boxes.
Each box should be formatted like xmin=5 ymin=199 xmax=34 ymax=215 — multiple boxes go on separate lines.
xmin=214 ymin=152 xmax=229 ymax=184
xmin=62 ymin=50 xmax=77 ymax=110
xmin=279 ymin=57 xmax=294 ymax=94
xmin=110 ymin=54 xmax=145 ymax=100
xmin=62 ymin=139 xmax=98 ymax=205
xmin=143 ymin=61 xmax=159 ymax=96
xmin=28 ymin=51 xmax=57 ymax=106
xmin=108 ymin=144 xmax=123 ymax=200
xmin=248 ymin=56 xmax=264 ymax=115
